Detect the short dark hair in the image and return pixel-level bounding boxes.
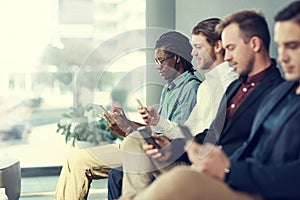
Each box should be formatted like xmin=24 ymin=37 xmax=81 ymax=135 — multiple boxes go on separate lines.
xmin=218 ymin=10 xmax=270 ymax=52
xmin=275 ymin=1 xmax=300 ymax=25
xmin=155 ymin=31 xmax=195 ymax=73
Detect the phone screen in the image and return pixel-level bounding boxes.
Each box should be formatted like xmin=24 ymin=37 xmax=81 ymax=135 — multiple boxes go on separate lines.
xmin=136 ymin=99 xmax=151 ymax=120
xmin=93 ymin=104 xmax=110 ymax=117
xmin=135 ymin=98 xmax=144 ymax=107
xmin=137 ymin=126 xmax=165 ymax=156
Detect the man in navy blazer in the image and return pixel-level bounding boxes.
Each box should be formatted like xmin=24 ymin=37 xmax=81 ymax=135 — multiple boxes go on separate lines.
xmin=194 ymin=58 xmax=284 ymax=156
xmin=120 ymin=1 xmax=300 ymax=200
xmin=120 ymin=9 xmax=285 ymax=199
xmin=193 ymin=10 xmax=285 ymax=157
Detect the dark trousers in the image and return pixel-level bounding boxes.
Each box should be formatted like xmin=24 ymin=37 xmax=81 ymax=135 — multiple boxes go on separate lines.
xmin=107 ymin=166 xmax=123 ymax=200
xmin=107 ymin=166 xmax=156 ymax=200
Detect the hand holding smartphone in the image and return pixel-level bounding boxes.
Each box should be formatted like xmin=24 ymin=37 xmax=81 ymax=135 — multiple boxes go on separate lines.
xmin=137 ymin=126 xmax=165 ymax=156
xmin=136 ymin=98 xmax=151 ymax=120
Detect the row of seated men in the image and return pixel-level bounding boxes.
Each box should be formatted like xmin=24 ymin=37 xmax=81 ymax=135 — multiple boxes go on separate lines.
xmin=55 ymin=1 xmax=300 ymax=199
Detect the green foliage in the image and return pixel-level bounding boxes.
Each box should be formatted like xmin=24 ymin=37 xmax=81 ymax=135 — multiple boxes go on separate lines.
xmin=56 ymin=104 xmax=121 ymax=146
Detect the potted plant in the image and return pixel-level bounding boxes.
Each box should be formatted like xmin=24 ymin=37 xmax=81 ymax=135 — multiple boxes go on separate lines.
xmin=56 ymin=104 xmax=121 ymax=147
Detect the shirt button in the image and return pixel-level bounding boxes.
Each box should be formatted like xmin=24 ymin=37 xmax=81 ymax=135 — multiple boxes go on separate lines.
xmin=251 ymin=82 xmax=255 ymax=87
xmin=231 ymin=104 xmax=235 ymax=108
xmin=242 ymin=87 xmax=247 ymax=92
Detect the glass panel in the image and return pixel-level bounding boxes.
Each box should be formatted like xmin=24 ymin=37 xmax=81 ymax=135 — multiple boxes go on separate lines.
xmin=0 ymin=0 xmax=146 ymax=168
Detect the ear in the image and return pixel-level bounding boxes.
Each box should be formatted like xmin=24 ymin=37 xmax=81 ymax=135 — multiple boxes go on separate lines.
xmin=250 ymin=36 xmax=262 ymax=52
xmin=214 ymin=40 xmax=223 ymax=53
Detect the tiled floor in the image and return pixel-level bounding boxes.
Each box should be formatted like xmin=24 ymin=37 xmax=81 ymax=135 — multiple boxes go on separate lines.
xmin=20 ymin=176 xmax=108 ymax=200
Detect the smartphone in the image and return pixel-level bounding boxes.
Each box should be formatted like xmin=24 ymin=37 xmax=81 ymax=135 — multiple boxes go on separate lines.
xmin=136 ymin=98 xmax=151 ymax=119
xmin=93 ymin=104 xmax=110 ymax=117
xmin=137 ymin=126 xmax=165 ymax=156
xmin=135 ymin=98 xmax=144 ymax=107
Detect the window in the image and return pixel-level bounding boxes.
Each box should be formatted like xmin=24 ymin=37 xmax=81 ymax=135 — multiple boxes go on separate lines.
xmin=0 ymin=0 xmax=146 ymax=168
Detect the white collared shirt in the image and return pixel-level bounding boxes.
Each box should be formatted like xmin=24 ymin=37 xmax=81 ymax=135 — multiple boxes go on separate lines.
xmin=155 ymin=62 xmax=238 ymax=139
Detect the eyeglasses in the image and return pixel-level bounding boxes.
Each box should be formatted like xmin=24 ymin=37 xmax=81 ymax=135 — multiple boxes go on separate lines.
xmin=154 ymin=54 xmax=175 ymax=65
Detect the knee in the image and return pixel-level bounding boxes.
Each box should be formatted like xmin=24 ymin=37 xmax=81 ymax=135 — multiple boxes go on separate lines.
xmin=67 ymin=150 xmax=86 ymax=170
xmin=154 ymin=166 xmax=192 ymax=191
xmin=122 ymin=131 xmax=144 ymax=151
xmin=169 ymin=166 xmax=193 ymax=178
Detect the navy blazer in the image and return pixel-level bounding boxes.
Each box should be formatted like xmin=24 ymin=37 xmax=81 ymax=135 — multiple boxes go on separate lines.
xmin=170 ymin=64 xmax=284 ymax=164
xmin=227 ymin=81 xmax=300 ymax=200
xmin=194 ymin=64 xmax=284 ymax=156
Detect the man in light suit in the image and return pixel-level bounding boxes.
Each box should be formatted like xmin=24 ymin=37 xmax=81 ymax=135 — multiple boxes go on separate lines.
xmin=120 ymin=9 xmax=285 ymax=199
xmin=121 ymin=1 xmax=300 ymax=200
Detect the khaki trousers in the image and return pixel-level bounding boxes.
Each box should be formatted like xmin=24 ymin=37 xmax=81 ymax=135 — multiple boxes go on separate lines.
xmin=131 ymin=166 xmax=262 ymax=200
xmin=121 ymin=132 xmax=180 ymax=197
xmin=55 ymin=143 xmax=123 ymax=200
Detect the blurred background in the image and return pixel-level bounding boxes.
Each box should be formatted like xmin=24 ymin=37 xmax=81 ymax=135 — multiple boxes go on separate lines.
xmin=0 ymin=0 xmax=147 ymax=168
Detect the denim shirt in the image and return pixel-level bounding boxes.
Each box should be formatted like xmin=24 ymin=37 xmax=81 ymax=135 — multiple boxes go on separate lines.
xmin=158 ymin=71 xmax=200 ymax=126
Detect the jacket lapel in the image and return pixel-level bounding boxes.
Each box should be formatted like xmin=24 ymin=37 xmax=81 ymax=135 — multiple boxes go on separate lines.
xmin=223 ymin=69 xmax=281 ymax=136
xmin=212 ymin=81 xmax=240 ymax=139
xmin=235 ymin=82 xmax=293 ymax=160
xmin=226 ymin=81 xmax=241 ymax=101
xmin=260 ymin=84 xmax=300 ymax=160
xmin=249 ymin=81 xmax=294 ymax=139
